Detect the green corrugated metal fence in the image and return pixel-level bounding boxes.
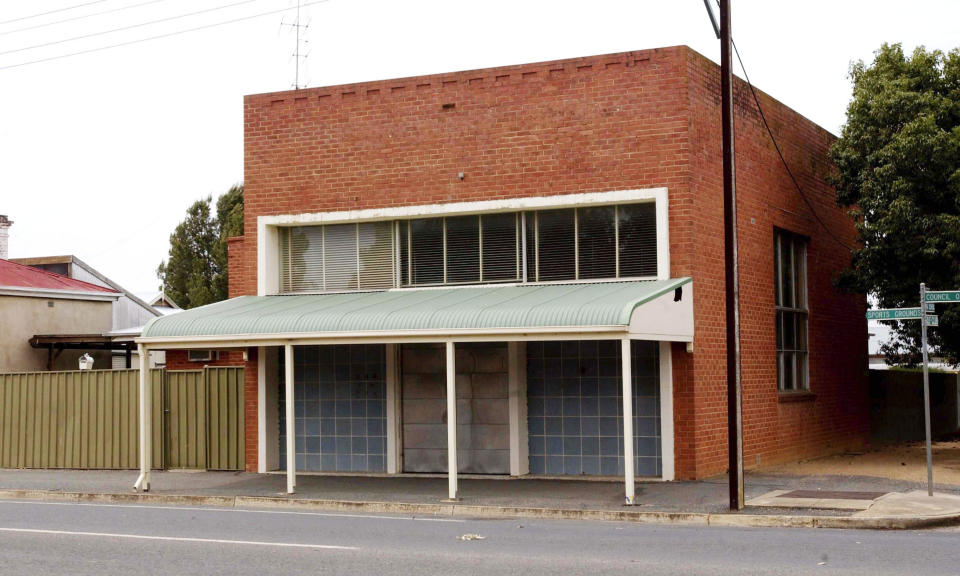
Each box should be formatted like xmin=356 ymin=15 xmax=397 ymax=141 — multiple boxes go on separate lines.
xmin=205 ymin=367 xmax=245 ymax=471
xmin=0 ymin=367 xmax=243 ymax=471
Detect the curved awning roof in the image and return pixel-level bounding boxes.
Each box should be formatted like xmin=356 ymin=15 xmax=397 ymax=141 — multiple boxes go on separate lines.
xmin=138 ymin=278 xmax=692 ymax=347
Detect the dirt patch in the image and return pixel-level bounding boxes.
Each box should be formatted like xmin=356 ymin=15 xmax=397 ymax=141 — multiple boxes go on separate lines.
xmin=763 ymin=440 xmax=960 ymax=486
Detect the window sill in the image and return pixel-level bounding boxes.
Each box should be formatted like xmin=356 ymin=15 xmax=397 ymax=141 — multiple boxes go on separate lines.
xmin=778 ymin=390 xmax=816 ymax=403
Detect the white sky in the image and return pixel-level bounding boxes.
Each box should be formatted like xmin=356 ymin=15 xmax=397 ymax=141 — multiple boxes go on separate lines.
xmin=1 ymin=0 xmax=957 ymax=295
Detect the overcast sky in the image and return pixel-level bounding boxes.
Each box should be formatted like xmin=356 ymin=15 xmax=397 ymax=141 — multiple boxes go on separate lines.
xmin=1 ymin=0 xmax=957 ymax=296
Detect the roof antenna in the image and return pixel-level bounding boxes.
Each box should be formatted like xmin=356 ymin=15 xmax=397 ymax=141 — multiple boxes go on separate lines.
xmin=280 ymin=0 xmax=310 ymax=89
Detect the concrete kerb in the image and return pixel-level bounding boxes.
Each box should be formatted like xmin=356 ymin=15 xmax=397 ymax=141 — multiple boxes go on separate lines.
xmin=0 ymin=489 xmax=957 ymax=530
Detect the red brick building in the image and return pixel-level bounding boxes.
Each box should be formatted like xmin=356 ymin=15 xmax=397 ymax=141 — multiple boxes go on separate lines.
xmin=152 ymin=45 xmax=867 ymax=496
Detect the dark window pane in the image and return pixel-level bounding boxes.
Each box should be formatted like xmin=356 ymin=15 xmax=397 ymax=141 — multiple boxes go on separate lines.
xmin=774 ymin=233 xmax=782 ymax=306
xmin=782 ymin=351 xmax=795 ymax=391
xmin=794 ymin=241 xmax=807 ymax=309
xmin=782 ymin=237 xmax=795 ymax=308
xmin=782 ymin=311 xmax=796 ymax=350
xmin=577 ymin=207 xmax=616 ymax=279
xmin=482 ymin=213 xmax=519 ymax=282
xmin=409 ymin=218 xmax=444 ymax=285
xmin=618 ymin=203 xmax=658 ymax=277
xmin=525 ymin=212 xmax=536 ymax=281
xmin=537 ymin=209 xmax=576 ymax=281
xmin=399 ymin=220 xmax=410 ymax=286
xmin=445 ymin=215 xmax=480 ymax=283
xmin=324 ymin=224 xmax=358 ymax=291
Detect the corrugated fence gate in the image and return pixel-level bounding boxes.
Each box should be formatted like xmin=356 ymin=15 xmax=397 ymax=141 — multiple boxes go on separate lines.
xmin=0 ymin=367 xmax=244 ymax=471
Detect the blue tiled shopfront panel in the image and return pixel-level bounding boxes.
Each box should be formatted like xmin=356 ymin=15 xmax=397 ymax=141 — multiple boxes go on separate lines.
xmin=527 ymin=340 xmax=660 ymax=476
xmin=279 ymin=345 xmax=387 ymax=472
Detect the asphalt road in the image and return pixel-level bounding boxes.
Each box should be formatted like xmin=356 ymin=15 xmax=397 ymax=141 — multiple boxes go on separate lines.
xmin=0 ymin=499 xmax=956 ymax=575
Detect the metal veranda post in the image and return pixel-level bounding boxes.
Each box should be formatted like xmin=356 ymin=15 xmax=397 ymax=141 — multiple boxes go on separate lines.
xmin=134 ymin=343 xmax=151 ymax=492
xmin=285 ymin=344 xmax=296 ymax=494
xmin=621 ymin=338 xmax=635 ymax=505
xmin=445 ymin=341 xmax=459 ymax=501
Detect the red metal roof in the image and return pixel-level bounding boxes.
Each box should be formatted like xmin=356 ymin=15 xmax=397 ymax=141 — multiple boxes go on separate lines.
xmin=0 ymin=258 xmax=118 ymax=293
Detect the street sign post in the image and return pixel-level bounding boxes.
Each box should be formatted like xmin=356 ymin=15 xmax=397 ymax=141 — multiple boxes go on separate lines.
xmin=865 ymin=282 xmax=960 ymax=497
xmin=919 ymin=284 xmax=933 ymax=497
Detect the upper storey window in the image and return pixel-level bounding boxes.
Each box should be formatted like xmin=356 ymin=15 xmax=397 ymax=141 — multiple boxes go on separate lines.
xmin=399 ymin=213 xmax=522 ymax=286
xmin=526 ymin=203 xmax=657 ymax=282
xmin=278 ymin=201 xmax=657 ymax=293
xmin=279 ymin=221 xmax=396 ymax=292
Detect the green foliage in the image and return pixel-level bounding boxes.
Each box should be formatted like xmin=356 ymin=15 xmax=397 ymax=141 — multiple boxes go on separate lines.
xmin=157 ymin=184 xmax=244 ymax=309
xmin=830 ymin=44 xmax=960 ymax=365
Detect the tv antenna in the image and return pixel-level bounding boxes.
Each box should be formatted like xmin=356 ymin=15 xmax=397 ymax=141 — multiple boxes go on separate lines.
xmin=280 ymin=1 xmax=310 ymax=89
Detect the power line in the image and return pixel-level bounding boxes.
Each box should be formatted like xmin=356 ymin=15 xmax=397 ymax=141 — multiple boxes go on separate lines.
xmin=730 ymin=39 xmax=855 ymax=252
xmin=0 ymin=0 xmax=330 ymax=71
xmin=0 ymin=0 xmax=260 ymax=57
xmin=2 ymin=0 xmax=169 ymax=37
xmin=0 ymin=0 xmax=107 ymax=26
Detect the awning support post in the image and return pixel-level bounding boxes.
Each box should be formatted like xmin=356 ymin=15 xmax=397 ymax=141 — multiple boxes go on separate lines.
xmin=133 ymin=344 xmax=151 ymax=492
xmin=285 ymin=344 xmax=296 ymax=494
xmin=621 ymin=338 xmax=635 ymax=505
xmin=445 ymin=341 xmax=459 ymax=501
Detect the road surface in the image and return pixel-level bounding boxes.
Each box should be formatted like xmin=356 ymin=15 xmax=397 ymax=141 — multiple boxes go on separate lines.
xmin=0 ymin=499 xmax=956 ymax=575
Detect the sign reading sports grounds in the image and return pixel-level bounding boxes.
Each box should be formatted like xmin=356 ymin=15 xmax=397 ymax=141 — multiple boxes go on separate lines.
xmin=865 ymin=308 xmax=922 ymax=320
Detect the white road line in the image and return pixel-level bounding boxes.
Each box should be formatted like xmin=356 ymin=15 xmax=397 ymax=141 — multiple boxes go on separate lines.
xmin=0 ymin=527 xmax=359 ymax=550
xmin=0 ymin=499 xmax=466 ymax=523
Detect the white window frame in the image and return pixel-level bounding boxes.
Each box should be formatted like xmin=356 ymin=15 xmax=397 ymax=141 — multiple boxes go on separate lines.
xmin=259 ymin=188 xmax=670 ymax=296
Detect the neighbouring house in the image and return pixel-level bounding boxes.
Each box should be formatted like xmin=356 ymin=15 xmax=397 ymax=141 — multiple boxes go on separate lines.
xmin=0 ymin=258 xmax=119 ymax=371
xmin=141 ymin=292 xmax=183 ymax=316
xmin=135 ymin=46 xmax=867 ymax=498
xmin=11 ymin=255 xmax=166 ymax=369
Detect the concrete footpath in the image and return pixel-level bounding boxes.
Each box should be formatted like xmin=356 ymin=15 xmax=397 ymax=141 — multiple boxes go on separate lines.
xmin=1 ymin=469 xmax=959 ymax=530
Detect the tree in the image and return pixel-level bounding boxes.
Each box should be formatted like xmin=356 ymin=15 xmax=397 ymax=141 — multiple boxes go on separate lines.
xmin=157 ymin=184 xmax=244 ymax=309
xmin=830 ymin=43 xmax=960 ymax=365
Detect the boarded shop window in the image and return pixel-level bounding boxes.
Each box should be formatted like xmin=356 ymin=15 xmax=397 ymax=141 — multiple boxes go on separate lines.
xmin=775 ymin=229 xmax=809 ymax=392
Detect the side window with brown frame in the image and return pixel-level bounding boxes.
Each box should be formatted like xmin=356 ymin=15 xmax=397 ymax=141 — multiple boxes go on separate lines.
xmin=774 ymin=230 xmax=809 ymax=392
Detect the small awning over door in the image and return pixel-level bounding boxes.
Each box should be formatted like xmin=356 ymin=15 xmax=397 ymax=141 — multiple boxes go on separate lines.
xmin=137 ymin=278 xmax=693 ymax=347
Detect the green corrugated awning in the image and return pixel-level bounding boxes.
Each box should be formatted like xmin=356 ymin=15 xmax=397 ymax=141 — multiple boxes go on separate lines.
xmin=139 ymin=278 xmax=691 ymax=344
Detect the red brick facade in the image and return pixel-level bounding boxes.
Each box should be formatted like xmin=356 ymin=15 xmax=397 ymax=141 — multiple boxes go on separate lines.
xmin=236 ymin=45 xmax=868 ymax=478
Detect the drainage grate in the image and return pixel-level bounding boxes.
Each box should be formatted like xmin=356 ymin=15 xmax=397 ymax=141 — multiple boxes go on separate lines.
xmin=781 ymin=490 xmax=886 ymax=501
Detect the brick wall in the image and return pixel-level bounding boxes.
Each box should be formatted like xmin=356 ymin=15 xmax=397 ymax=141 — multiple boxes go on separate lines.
xmin=682 ymin=50 xmax=869 ymax=478
xmin=240 ymin=45 xmax=868 ymax=477
xmin=226 ymin=236 xmax=249 ymax=298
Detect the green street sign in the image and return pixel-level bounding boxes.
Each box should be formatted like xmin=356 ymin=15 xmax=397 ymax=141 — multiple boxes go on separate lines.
xmin=866 ymin=308 xmax=922 ymax=320
xmin=926 ymin=315 xmax=939 ymax=326
xmin=924 ymin=291 xmax=960 ymax=303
